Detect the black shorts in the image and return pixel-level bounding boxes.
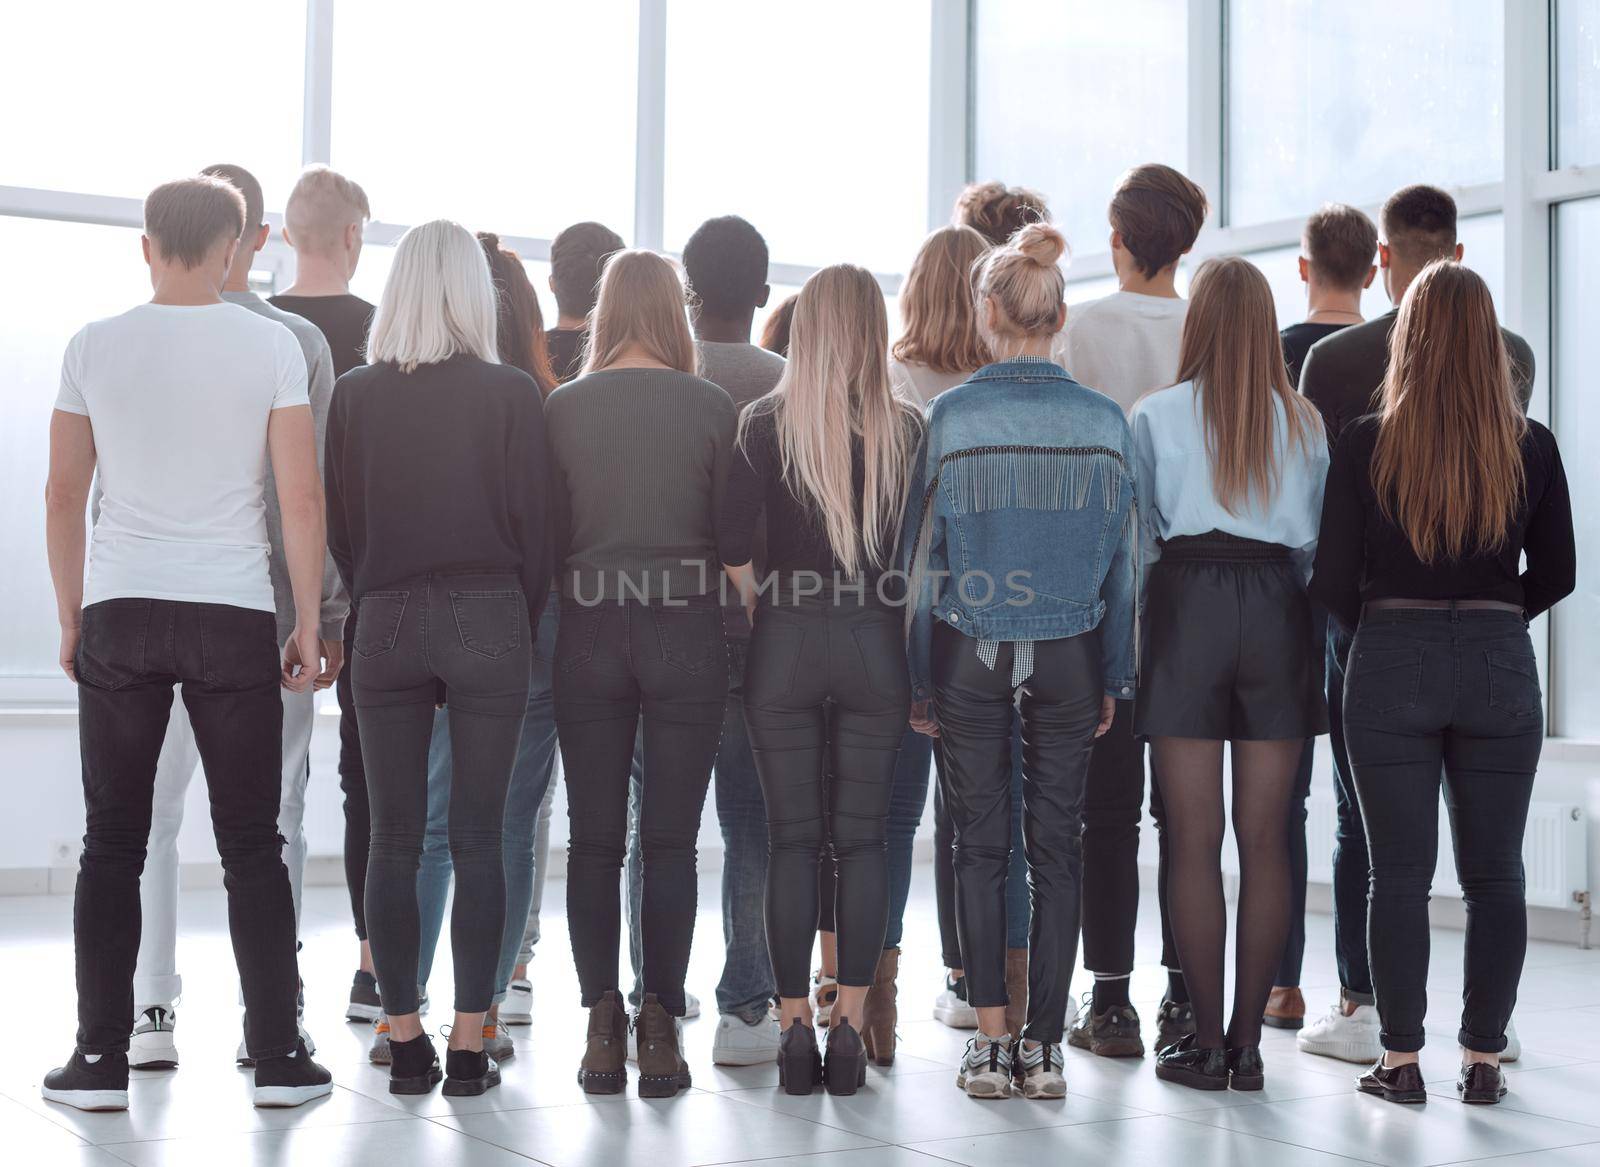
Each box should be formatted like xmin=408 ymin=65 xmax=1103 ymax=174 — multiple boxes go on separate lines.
xmin=1134 ymin=532 xmax=1327 ymax=741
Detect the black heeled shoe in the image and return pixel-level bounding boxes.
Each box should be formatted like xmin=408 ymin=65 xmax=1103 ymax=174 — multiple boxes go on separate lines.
xmin=1153 ymin=1032 xmax=1229 ymax=1091
xmin=1227 ymin=1045 xmax=1264 ymax=1091
xmin=1458 ymin=1061 xmax=1506 ymax=1104
xmin=823 ymin=1020 xmax=868 ymax=1096
xmin=1357 ymin=1058 xmax=1427 ymax=1104
xmin=777 ymin=1022 xmax=823 ymax=1096
xmin=388 ymin=1032 xmax=443 ymax=1095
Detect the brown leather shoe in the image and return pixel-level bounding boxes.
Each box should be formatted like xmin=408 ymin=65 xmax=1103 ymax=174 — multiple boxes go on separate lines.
xmin=578 ymin=990 xmax=628 ymax=1094
xmin=861 ymin=947 xmax=899 ymax=1066
xmin=1263 ymin=986 xmax=1307 ymax=1030
xmin=1357 ymin=1058 xmax=1427 ymax=1104
xmin=1004 ymin=948 xmax=1028 ymax=1039
xmin=635 ymin=993 xmax=692 ymax=1098
xmin=1458 ymin=1061 xmax=1507 ymax=1104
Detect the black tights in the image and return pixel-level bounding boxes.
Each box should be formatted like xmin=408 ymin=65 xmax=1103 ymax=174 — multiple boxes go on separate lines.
xmin=1153 ymin=737 xmax=1300 ymax=1050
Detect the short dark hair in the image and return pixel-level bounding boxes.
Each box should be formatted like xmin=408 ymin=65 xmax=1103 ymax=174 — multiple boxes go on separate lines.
xmin=1381 ymin=184 xmax=1458 ymax=264
xmin=682 ymin=215 xmax=769 ymax=318
xmin=200 ymin=163 xmax=264 ymax=239
xmin=952 ymin=181 xmax=1051 ymax=247
xmin=144 ymin=176 xmax=245 ymax=268
xmin=1302 ymin=203 xmax=1378 ymax=291
xmin=549 ymin=221 xmax=625 ymax=319
xmin=1108 ymin=164 xmax=1209 ymax=278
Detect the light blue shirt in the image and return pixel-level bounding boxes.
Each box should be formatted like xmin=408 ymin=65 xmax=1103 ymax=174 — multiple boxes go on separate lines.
xmin=1130 ymin=380 xmax=1329 ymax=584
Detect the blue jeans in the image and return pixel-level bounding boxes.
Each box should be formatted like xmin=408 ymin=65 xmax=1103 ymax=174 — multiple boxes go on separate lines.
xmin=628 ymin=637 xmax=773 ymax=1023
xmin=416 ymin=602 xmax=560 ymax=1005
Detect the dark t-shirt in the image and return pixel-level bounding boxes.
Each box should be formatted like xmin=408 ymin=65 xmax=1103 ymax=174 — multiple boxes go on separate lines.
xmin=546 ymin=328 xmax=587 ymax=385
xmin=267 ymin=293 xmax=375 ymax=378
xmin=1281 ymin=321 xmax=1350 ymax=388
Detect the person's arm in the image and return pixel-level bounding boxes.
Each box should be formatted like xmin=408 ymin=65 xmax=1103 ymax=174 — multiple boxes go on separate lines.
xmin=269 ymin=403 xmax=325 ymax=694
xmin=718 ymin=408 xmax=768 ymax=617
xmin=45 ymin=411 xmax=96 ymax=680
xmin=1293 ymin=428 xmax=1331 ymax=583
xmin=544 ymin=396 xmax=573 ymax=599
xmin=323 ymin=380 xmax=354 ymax=596
xmin=708 ymin=389 xmax=737 ymax=572
xmin=1298 ymin=342 xmax=1341 ymax=449
xmin=1308 ymin=427 xmax=1366 ymax=632
xmin=1098 ymin=419 xmax=1138 ymax=705
xmin=899 ymin=417 xmax=943 ymax=731
xmin=509 ymin=387 xmax=552 ymax=631
xmin=1129 ymin=401 xmax=1162 ymax=598
xmin=1520 ymin=429 xmax=1575 ymax=619
xmin=305 ymin=339 xmax=347 ymax=688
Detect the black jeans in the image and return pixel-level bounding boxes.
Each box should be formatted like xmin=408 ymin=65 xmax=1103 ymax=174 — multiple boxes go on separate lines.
xmin=1325 ymin=619 xmax=1374 ymax=1002
xmin=1344 ymin=609 xmax=1543 ymax=1054
xmin=1275 ymin=736 xmax=1315 ymax=987
xmin=744 ymin=594 xmax=909 ymax=999
xmin=353 ymin=572 xmax=531 ymax=1015
xmin=555 ymin=594 xmax=727 ymax=1017
xmin=73 ymin=598 xmax=299 ymax=1058
xmin=933 ymin=622 xmax=1101 ymax=1043
xmin=336 ymin=609 xmax=370 ymax=941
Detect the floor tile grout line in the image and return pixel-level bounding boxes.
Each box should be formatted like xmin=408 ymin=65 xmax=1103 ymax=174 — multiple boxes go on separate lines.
xmin=1424 ymin=1133 xmax=1600 ymax=1167
xmin=413 ymin=1111 xmax=564 ymax=1166
xmin=1164 ymin=1111 xmax=1393 ymax=1166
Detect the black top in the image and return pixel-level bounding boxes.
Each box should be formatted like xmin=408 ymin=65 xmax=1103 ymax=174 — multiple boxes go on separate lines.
xmin=1309 ymin=415 xmax=1574 ymax=630
xmin=546 ymin=327 xmax=587 ymax=384
xmin=325 ymin=354 xmax=550 ymax=622
xmin=267 ymin=293 xmax=375 ymax=378
xmin=719 ymin=403 xmax=921 ymax=589
xmin=1281 ymin=321 xmax=1350 ymax=388
xmin=1299 ymin=308 xmax=1535 ymax=445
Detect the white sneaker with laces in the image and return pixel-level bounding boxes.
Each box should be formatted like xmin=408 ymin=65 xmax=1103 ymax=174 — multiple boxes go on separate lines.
xmin=129 ymin=1006 xmax=178 ymax=1069
xmin=684 ymin=991 xmax=701 ymax=1020
xmin=501 ymin=978 xmax=534 ymax=1025
xmin=1297 ymin=999 xmax=1381 ymax=1063
xmin=711 ymin=1013 xmax=782 ymax=1066
xmin=932 ymin=973 xmax=979 ymax=1029
xmin=956 ymin=1033 xmax=1013 ymax=1099
xmin=1013 ymin=1039 xmax=1067 ymax=1099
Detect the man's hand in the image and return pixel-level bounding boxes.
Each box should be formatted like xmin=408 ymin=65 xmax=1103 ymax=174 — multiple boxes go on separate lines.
xmin=59 ymin=622 xmax=81 ymax=682
xmin=316 ymin=637 xmax=345 ymax=690
xmin=910 ymin=699 xmax=939 ymax=738
xmin=1094 ymin=695 xmax=1117 ymax=738
xmin=282 ymin=626 xmax=321 ymax=693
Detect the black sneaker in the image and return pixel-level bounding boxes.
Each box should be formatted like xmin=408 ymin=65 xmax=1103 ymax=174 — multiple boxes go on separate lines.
xmin=1154 ymin=1033 xmax=1229 ymax=1091
xmin=1155 ymin=996 xmax=1197 ymax=1052
xmin=41 ymin=1050 xmax=129 ymax=1111
xmin=389 ymin=1032 xmax=444 ymax=1095
xmin=443 ymin=1048 xmax=501 ymax=1097
xmin=1066 ymin=995 xmax=1145 ymax=1058
xmin=347 ymin=970 xmax=382 ymax=1022
xmin=252 ymin=1039 xmax=333 ymax=1108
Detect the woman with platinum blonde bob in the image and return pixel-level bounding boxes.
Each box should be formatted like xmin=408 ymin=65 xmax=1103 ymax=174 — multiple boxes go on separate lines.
xmin=325 ymin=219 xmax=551 ymax=1099
xmin=900 ymin=222 xmax=1137 ymax=1101
xmin=719 ymin=264 xmax=923 ymax=1096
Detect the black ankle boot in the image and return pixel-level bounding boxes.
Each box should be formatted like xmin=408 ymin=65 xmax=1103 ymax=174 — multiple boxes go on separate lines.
xmin=823 ymin=1020 xmax=867 ymax=1096
xmin=443 ymin=1047 xmax=501 ymax=1097
xmin=777 ymin=1022 xmax=823 ymax=1096
xmin=388 ymin=1033 xmax=442 ymax=1095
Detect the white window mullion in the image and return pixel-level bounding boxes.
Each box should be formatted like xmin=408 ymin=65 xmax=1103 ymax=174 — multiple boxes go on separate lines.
xmin=1187 ymin=0 xmax=1224 ymax=232
xmin=302 ymin=0 xmax=335 ymax=166
xmin=633 ymin=0 xmax=667 ymax=251
xmin=928 ymin=0 xmax=972 ymax=233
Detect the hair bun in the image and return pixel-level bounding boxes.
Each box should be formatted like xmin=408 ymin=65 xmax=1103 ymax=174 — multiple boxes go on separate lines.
xmin=1013 ymin=222 xmax=1067 ymax=268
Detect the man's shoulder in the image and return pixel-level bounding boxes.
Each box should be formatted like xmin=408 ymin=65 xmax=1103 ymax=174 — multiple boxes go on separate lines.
xmin=1306 ymin=314 xmax=1390 ymax=365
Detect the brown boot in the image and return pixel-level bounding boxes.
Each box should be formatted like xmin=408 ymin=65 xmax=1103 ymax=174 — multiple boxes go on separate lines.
xmin=578 ymin=990 xmax=628 ymax=1094
xmin=635 ymin=993 xmax=692 ymax=1098
xmin=1004 ymin=948 xmax=1028 ymax=1039
xmin=860 ymin=947 xmax=899 ymax=1066
xmin=1263 ymin=986 xmax=1307 ymax=1030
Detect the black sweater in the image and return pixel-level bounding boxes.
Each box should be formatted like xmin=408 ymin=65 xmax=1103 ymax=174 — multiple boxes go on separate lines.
xmin=1309 ymin=415 xmax=1574 ymax=630
xmin=325 ymin=354 xmax=550 ymax=622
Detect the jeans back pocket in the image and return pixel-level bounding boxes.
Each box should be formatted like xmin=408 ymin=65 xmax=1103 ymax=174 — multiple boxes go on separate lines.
xmin=1486 ymin=648 xmax=1542 ymax=718
xmin=450 ymin=590 xmax=523 ymax=660
xmin=76 ymin=598 xmax=153 ymax=691
xmin=653 ymin=604 xmax=725 ymax=675
xmin=1348 ymin=646 xmax=1423 ymax=715
xmin=354 ymin=591 xmax=408 ymax=659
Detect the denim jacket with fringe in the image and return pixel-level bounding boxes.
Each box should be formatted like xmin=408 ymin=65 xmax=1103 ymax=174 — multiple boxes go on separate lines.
xmin=898 ymin=358 xmax=1139 ymax=702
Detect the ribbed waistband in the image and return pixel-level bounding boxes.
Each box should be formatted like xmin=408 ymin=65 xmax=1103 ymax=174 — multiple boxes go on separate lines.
xmin=1159 ymin=531 xmax=1291 ymax=564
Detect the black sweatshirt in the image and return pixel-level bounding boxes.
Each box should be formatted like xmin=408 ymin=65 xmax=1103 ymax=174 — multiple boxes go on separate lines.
xmin=325 ymin=354 xmax=551 ymax=623
xmin=268 ymin=293 xmax=374 ymax=378
xmin=1309 ymin=415 xmax=1575 ymax=630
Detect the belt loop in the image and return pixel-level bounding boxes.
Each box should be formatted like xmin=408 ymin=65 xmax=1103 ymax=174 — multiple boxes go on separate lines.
xmin=1450 ymin=599 xmax=1460 ymax=624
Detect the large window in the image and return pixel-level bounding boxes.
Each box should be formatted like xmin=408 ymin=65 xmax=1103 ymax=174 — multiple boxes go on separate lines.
xmin=972 ymin=0 xmax=1188 ymax=257
xmin=663 ymin=0 xmax=930 ymax=273
xmin=1556 ymin=0 xmax=1600 ymax=166
xmin=1227 ymin=0 xmax=1504 ymax=225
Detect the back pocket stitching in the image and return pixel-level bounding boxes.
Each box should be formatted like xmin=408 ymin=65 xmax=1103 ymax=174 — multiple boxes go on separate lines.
xmin=1485 ymin=649 xmax=1542 ymax=717
xmin=355 ymin=591 xmax=408 ymax=659
xmin=450 ymin=590 xmax=522 ymax=660
xmin=1350 ymin=648 xmax=1422 ymax=714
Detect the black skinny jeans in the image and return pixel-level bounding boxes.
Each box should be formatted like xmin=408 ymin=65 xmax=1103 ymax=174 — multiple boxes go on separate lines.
xmin=933 ymin=622 xmax=1102 ymax=1043
xmin=353 ymin=572 xmax=531 ymax=1016
xmin=1344 ymin=608 xmax=1543 ymax=1054
xmin=73 ymin=599 xmax=300 ymax=1058
xmin=1326 ymin=619 xmax=1374 ymax=1002
xmin=555 ymin=594 xmax=728 ymax=1017
xmin=336 ymin=608 xmax=370 ymax=941
xmin=744 ymin=593 xmax=909 ymax=999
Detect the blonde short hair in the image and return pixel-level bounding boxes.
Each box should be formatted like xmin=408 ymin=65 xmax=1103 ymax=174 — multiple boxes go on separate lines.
xmin=284 ymin=164 xmax=370 ymax=256
xmin=367 ymin=220 xmax=499 ymax=373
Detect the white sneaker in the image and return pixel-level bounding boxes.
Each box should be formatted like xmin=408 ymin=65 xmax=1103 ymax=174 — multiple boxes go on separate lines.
xmin=711 ymin=1013 xmax=782 ymax=1066
xmin=684 ymin=991 xmax=701 ymax=1020
xmin=501 ymin=978 xmax=533 ymax=1026
xmin=957 ymin=1033 xmax=1013 ymax=1099
xmin=933 ymin=972 xmax=979 ymax=1029
xmin=1013 ymin=1039 xmax=1067 ymax=1099
xmin=1502 ymin=1017 xmax=1520 ymax=1063
xmin=1297 ymin=999 xmax=1381 ymax=1063
xmin=626 ymin=992 xmax=700 ymax=1059
xmin=811 ymin=972 xmax=838 ymax=1027
xmin=237 ymin=1022 xmax=317 ymax=1067
xmin=129 ymin=1006 xmax=178 ymax=1069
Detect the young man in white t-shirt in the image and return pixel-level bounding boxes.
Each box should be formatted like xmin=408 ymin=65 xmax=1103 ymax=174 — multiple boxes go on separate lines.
xmin=42 ymin=176 xmax=334 ymax=1112
xmin=1052 ymin=164 xmax=1210 ymax=1060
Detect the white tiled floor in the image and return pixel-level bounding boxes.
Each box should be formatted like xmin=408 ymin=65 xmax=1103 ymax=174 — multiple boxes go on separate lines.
xmin=4 ymin=873 xmax=1599 ymax=1166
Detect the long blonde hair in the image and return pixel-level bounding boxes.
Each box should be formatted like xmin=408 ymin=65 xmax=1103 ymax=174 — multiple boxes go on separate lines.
xmin=367 ymin=220 xmax=499 ymax=373
xmin=743 ymin=265 xmax=921 ymax=578
xmin=892 ymin=225 xmax=993 ymax=374
xmin=1372 ymin=261 xmax=1526 ymax=563
xmin=1176 ymin=256 xmax=1321 ymax=514
xmin=581 ymin=249 xmax=695 ymax=375
xmin=971 ymin=221 xmax=1068 ymax=355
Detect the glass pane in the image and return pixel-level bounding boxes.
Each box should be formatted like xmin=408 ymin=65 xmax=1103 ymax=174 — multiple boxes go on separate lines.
xmin=1552 ymin=198 xmax=1600 ymax=735
xmin=1227 ymin=0 xmax=1503 ymax=225
xmin=1557 ymin=0 xmax=1600 ymax=166
xmin=664 ymin=0 xmax=930 ymax=274
xmin=333 ymin=0 xmax=637 ymax=239
xmin=973 ymin=0 xmax=1188 ymax=258
xmin=0 ymin=219 xmax=152 ymax=676
xmin=2 ymin=1 xmax=305 ymax=204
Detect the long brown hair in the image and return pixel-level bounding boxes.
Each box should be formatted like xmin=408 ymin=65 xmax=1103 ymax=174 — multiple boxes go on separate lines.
xmin=760 ymin=293 xmax=798 ymax=357
xmin=581 ymin=249 xmax=696 ymax=376
xmin=477 ymin=232 xmax=556 ymax=395
xmin=1372 ymin=261 xmax=1526 ymax=563
xmin=892 ymin=225 xmax=992 ymax=374
xmin=1175 ymin=256 xmax=1321 ymax=514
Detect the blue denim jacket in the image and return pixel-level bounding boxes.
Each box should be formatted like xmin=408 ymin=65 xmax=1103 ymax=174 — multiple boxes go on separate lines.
xmin=899 ymin=358 xmax=1138 ymax=702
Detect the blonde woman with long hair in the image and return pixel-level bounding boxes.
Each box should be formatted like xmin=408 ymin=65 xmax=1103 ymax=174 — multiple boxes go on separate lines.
xmin=544 ymin=249 xmax=735 ymax=1099
xmin=1310 ymin=262 xmax=1573 ymax=1107
xmin=1129 ymin=256 xmax=1328 ymax=1093
xmin=718 ymin=265 xmax=922 ymax=1096
xmin=324 ymin=219 xmax=551 ymax=1098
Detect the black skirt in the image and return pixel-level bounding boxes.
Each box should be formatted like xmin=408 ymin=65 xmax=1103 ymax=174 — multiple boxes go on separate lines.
xmin=1134 ymin=531 xmax=1328 ymax=741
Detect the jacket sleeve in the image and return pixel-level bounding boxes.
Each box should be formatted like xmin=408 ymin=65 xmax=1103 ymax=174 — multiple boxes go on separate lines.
xmin=323 ymin=379 xmax=354 ymax=597
xmin=1098 ymin=416 xmax=1139 ymax=699
xmin=899 ymin=418 xmax=943 ymax=703
xmin=306 ymin=339 xmax=350 ymax=640
xmin=510 ymin=388 xmax=552 ymax=631
xmin=1521 ymin=428 xmax=1575 ymax=618
xmin=1308 ymin=427 xmax=1366 ymax=632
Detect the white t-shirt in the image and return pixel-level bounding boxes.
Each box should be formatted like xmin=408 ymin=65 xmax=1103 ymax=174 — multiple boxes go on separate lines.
xmin=1051 ymin=291 xmax=1188 ymax=415
xmin=55 ymin=302 xmax=309 ymax=612
xmin=889 ymin=358 xmax=972 ymax=408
